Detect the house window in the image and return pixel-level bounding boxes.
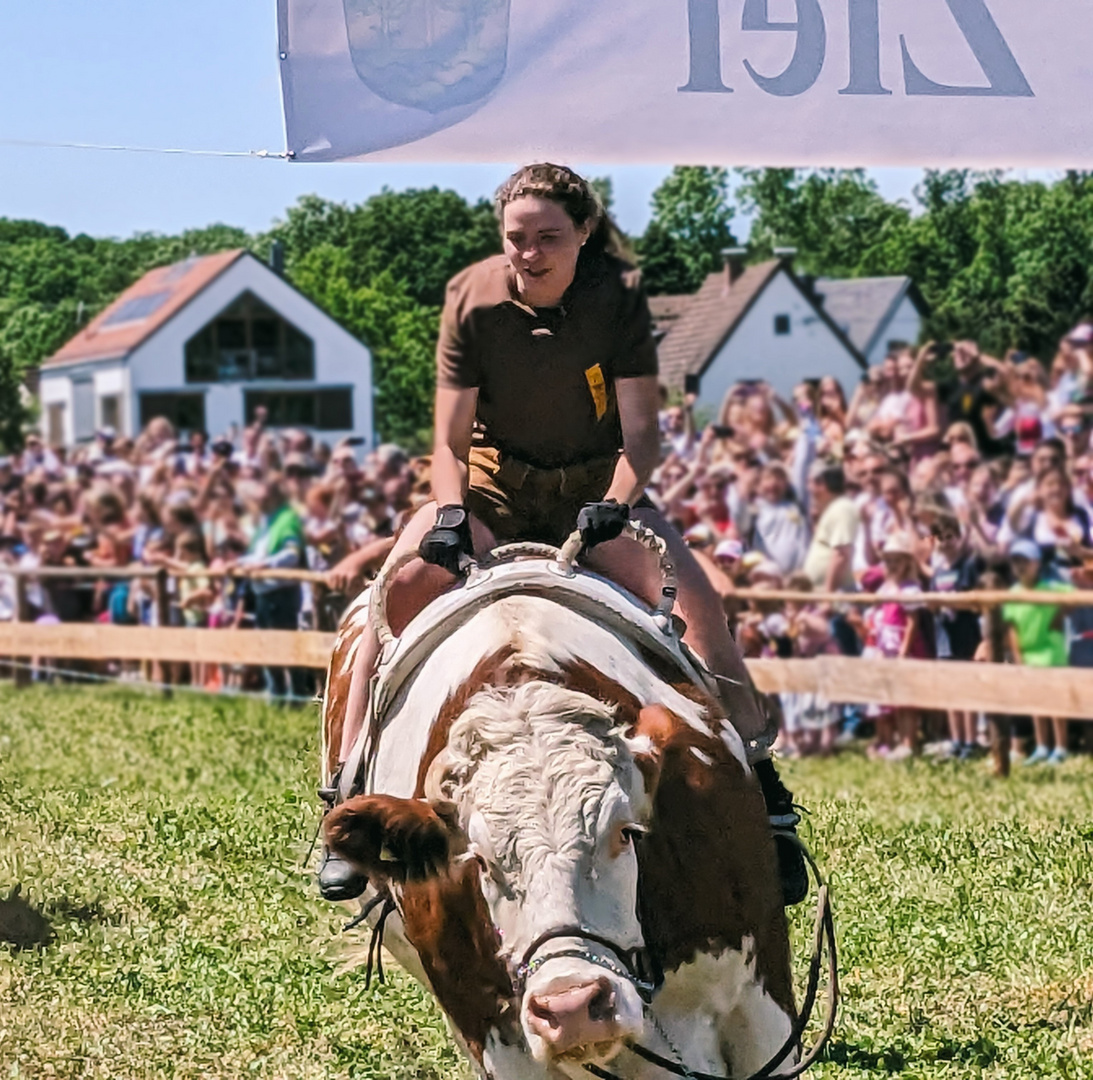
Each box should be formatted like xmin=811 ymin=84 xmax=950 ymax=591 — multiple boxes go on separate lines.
xmin=244 ymin=388 xmax=353 ymax=431
xmin=139 ymin=392 xmax=206 ymax=435
xmin=47 ymin=403 xmax=66 ymax=446
xmin=100 ymin=394 xmax=121 ymax=432
xmin=774 ymin=314 xmax=791 ymax=336
xmin=184 ymin=292 xmax=315 ymax=383
xmin=72 ymin=379 xmax=96 ymax=442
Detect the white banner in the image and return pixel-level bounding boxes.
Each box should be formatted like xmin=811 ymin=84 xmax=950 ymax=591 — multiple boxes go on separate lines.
xmin=277 ymin=0 xmax=1093 ymax=166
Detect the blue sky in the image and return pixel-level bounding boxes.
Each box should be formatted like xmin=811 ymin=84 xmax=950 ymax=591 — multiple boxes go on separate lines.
xmin=1 ymin=1 xmax=947 ymax=241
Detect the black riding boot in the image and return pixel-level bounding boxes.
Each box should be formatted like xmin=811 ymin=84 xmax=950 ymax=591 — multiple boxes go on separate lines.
xmin=317 ymin=773 xmax=368 ymax=902
xmin=753 ymin=757 xmax=809 ymax=906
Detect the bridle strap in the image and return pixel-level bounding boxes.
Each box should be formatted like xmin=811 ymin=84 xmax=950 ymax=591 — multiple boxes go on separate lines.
xmin=584 ymin=839 xmax=838 ymax=1080
xmin=517 ymin=925 xmax=661 ymax=1003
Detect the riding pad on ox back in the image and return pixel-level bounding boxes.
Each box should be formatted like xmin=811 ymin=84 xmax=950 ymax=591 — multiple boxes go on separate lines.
xmin=338 ymin=553 xmax=722 ymax=804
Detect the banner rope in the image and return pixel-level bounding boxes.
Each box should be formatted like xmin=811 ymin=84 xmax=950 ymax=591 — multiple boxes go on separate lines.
xmin=0 ymin=138 xmax=293 ymax=159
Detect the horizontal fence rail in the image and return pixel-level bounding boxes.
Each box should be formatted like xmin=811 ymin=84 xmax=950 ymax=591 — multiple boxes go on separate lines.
xmin=3 ymin=622 xmax=1092 ymax=720
xmin=5 ymin=563 xmax=1092 ymax=607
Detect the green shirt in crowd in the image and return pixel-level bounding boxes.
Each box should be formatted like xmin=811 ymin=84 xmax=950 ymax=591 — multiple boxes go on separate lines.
xmin=1002 ymin=580 xmax=1073 ymax=668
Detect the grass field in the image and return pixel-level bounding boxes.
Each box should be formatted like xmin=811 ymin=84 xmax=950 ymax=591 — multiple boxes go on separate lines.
xmin=1 ymin=686 xmax=1091 ymax=1079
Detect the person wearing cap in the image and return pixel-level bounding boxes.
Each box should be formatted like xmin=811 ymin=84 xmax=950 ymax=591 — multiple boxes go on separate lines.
xmin=1048 ymin=323 xmax=1093 ymax=423
xmin=319 ymin=162 xmax=807 ymax=908
xmin=862 ymin=532 xmax=932 ymax=761
xmin=1001 ymin=538 xmax=1075 ymax=765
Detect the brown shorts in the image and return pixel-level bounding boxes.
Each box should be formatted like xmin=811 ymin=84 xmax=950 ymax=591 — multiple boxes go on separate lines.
xmin=465 ymin=446 xmax=619 ymax=547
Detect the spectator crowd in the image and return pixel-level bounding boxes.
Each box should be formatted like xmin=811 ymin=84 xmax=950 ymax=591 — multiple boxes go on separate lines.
xmin=3 ymin=331 xmax=1093 ymax=761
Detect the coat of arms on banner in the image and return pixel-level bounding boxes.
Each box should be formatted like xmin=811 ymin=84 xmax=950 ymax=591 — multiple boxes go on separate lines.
xmin=342 ymin=0 xmax=510 ymax=113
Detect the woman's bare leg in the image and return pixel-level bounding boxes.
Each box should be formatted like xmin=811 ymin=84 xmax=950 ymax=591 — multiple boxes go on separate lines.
xmin=337 ymin=502 xmax=496 ymax=764
xmin=1033 ymin=715 xmax=1053 ymax=751
xmin=1052 ymin=717 xmax=1069 ymax=752
xmin=582 ymin=506 xmax=765 ymax=742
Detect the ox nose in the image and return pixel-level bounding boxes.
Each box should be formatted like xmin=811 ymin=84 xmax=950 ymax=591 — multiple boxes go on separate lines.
xmin=525 ymin=977 xmax=623 ymax=1057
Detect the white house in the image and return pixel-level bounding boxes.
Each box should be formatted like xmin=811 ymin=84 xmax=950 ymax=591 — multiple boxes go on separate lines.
xmin=813 ymin=276 xmax=927 ymax=368
xmin=38 ymin=250 xmax=374 ymax=447
xmin=656 ymin=256 xmax=865 ymax=412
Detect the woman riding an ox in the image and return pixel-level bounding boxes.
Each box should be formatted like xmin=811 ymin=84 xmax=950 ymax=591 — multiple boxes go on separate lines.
xmin=319 ymin=163 xmax=807 ymax=909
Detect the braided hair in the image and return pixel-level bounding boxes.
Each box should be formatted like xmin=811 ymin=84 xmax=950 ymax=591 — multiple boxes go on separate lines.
xmin=495 ymin=163 xmax=632 ymax=263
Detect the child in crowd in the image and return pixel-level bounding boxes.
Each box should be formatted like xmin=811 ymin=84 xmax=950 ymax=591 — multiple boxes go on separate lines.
xmin=928 ymin=514 xmax=985 ymax=758
xmin=863 ymin=533 xmax=932 ymax=760
xmin=777 ymin=574 xmax=841 ymax=757
xmin=1002 ymin=538 xmax=1074 ymax=764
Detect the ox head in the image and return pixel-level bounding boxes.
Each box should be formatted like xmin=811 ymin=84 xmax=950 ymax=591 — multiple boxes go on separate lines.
xmin=325 ymin=682 xmax=675 ymax=1068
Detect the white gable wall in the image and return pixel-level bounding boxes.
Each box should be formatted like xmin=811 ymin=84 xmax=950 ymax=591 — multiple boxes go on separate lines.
xmin=126 ymin=255 xmax=373 ymax=445
xmin=39 ymin=361 xmax=130 ymax=444
xmin=697 ymin=270 xmax=864 ymax=413
xmin=864 ymin=294 xmax=923 ymax=367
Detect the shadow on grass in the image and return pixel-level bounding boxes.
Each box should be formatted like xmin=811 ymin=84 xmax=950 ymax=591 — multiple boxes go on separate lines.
xmin=824 ymin=1034 xmax=1000 ymax=1072
xmin=0 ymin=885 xmax=53 ymax=948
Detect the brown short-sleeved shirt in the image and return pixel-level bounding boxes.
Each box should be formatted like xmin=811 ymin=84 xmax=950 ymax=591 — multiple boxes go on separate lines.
xmin=436 ymin=253 xmax=659 ymax=469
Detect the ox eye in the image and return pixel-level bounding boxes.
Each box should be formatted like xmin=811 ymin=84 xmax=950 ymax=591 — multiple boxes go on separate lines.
xmin=619 ymin=825 xmax=648 ymax=848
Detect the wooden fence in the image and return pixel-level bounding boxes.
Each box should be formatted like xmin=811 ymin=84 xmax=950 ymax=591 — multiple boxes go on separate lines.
xmin=4 ymin=564 xmax=1093 ymax=777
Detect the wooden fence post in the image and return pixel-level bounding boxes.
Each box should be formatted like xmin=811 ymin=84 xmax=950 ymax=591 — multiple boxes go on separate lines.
xmin=12 ymin=575 xmax=29 ymax=688
xmin=984 ymin=602 xmax=1012 ymax=778
xmin=154 ymin=568 xmax=172 ymax=698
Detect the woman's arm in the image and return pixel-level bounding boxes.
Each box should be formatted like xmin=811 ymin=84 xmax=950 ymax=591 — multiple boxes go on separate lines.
xmin=605 ymin=376 xmax=661 ymax=505
xmin=898 ymin=611 xmax=918 ymax=658
xmin=431 ymin=386 xmax=478 ymax=508
xmin=895 ymin=388 xmax=940 ymax=447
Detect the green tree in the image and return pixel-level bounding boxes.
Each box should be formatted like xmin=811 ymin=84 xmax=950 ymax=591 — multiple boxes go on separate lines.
xmin=342 ymin=187 xmax=500 ymax=307
xmin=637 ymin=166 xmax=736 ymax=295
xmin=291 ymin=245 xmax=438 ymax=448
xmin=736 ymin=168 xmax=910 ymax=279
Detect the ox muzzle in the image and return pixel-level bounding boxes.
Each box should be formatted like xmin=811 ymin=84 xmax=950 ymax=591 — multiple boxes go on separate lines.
xmin=516 ymin=927 xmax=657 ymax=1065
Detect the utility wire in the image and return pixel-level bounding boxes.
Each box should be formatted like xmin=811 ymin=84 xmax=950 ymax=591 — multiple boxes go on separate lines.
xmin=0 ymin=138 xmax=293 ymax=160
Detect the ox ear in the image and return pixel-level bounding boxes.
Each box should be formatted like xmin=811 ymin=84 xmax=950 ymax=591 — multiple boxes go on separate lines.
xmin=324 ymin=794 xmax=460 ymax=883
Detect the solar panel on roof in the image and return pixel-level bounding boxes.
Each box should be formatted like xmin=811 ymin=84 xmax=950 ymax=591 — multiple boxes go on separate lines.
xmin=101 ymin=290 xmax=171 ymax=327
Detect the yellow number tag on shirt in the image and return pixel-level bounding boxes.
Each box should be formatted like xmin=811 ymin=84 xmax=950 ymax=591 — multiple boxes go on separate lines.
xmin=585 ymin=363 xmax=608 ymax=420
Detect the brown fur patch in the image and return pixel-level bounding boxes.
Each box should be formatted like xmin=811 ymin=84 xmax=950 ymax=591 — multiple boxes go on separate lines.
xmin=400 ymin=862 xmax=518 ymax=1061
xmin=323 ymin=630 xmax=358 ymax=778
xmin=413 ymin=646 xmax=518 ymax=797
xmin=630 ymin=705 xmax=796 ymax=1018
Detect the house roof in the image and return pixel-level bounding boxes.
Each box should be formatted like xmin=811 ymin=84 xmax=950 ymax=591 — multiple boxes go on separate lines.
xmin=813 ymin=276 xmax=925 ymax=360
xmin=647 ymin=293 xmax=694 ymax=339
xmin=43 ymin=249 xmax=247 ymax=368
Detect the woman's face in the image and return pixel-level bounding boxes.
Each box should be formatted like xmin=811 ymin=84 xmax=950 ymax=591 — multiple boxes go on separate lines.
xmin=896 ymin=353 xmax=914 ymax=381
xmin=1012 ymin=554 xmax=1040 ymax=588
xmin=1039 ymin=471 xmax=1069 ymax=511
xmin=745 ymin=394 xmax=772 ymax=430
xmin=758 ymin=469 xmax=786 ymax=503
xmin=502 ymin=196 xmax=590 ymax=306
xmin=880 ymin=477 xmax=904 ymax=508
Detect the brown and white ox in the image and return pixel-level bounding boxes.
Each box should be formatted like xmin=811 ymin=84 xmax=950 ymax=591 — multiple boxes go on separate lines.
xmin=321 ymin=570 xmax=796 ymax=1080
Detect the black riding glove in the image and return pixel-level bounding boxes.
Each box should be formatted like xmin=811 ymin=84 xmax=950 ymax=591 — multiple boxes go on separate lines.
xmin=577 ymin=500 xmax=630 ymax=549
xmin=420 ymin=505 xmax=473 ymax=575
